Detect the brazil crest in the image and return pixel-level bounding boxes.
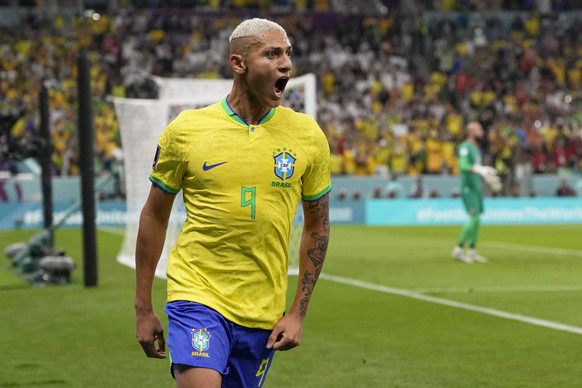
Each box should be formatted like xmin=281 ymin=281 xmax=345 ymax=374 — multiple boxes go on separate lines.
xmin=273 ymin=148 xmax=296 ymax=181
xmin=191 ymin=328 xmax=211 ymax=357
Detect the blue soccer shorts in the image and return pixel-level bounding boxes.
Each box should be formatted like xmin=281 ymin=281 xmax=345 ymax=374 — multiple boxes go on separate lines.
xmin=165 ymin=300 xmax=276 ymax=388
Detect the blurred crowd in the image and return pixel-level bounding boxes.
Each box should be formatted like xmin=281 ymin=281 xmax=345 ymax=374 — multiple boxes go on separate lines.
xmin=428 ymin=0 xmax=575 ymax=12
xmin=1 ymin=0 xmax=582 ymax=198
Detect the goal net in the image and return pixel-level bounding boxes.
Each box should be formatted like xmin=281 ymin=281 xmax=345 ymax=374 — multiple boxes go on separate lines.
xmin=113 ymin=73 xmax=317 ymax=278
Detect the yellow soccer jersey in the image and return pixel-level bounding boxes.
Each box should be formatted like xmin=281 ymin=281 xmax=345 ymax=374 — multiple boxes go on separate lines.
xmin=150 ymin=97 xmax=332 ymax=329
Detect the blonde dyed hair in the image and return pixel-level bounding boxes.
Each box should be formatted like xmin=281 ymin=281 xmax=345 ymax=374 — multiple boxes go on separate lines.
xmin=229 ymin=18 xmax=287 ymax=42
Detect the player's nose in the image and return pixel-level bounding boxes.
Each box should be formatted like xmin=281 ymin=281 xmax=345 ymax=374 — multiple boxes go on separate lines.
xmin=278 ymin=54 xmax=292 ymax=74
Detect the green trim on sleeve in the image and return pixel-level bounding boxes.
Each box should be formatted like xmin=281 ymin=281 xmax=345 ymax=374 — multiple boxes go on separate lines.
xmin=302 ymin=185 xmax=331 ymax=202
xmin=149 ymin=175 xmax=180 ymax=194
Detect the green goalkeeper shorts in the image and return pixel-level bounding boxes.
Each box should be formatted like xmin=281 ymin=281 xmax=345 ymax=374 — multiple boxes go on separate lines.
xmin=461 ymin=188 xmax=483 ymax=215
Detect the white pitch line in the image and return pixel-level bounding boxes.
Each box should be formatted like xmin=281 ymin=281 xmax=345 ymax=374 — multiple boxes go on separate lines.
xmin=412 ymin=285 xmax=582 ymax=294
xmin=99 ymin=227 xmax=125 ymax=236
xmin=487 ymin=242 xmax=582 ymax=258
xmin=320 ymin=273 xmax=582 ymax=336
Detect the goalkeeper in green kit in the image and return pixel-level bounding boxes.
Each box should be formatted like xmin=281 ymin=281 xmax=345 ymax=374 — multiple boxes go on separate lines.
xmin=452 ymin=121 xmax=501 ymax=263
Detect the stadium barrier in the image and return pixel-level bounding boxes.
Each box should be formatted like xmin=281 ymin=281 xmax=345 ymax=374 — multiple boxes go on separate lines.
xmin=0 ymin=174 xmax=580 ymax=203
xmin=1 ymin=196 xmax=580 ymax=230
xmin=0 ymin=173 xmax=118 ymax=203
xmin=0 ymin=175 xmax=580 ymax=230
xmin=367 ymin=197 xmax=582 ymax=225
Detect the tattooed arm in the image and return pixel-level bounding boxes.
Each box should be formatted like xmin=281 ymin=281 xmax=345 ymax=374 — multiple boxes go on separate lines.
xmin=266 ymin=193 xmax=330 ymax=351
xmin=295 ymin=193 xmax=330 ymax=316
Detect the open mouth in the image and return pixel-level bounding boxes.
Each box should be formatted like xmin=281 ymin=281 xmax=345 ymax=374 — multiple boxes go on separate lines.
xmin=274 ymin=77 xmax=289 ymax=97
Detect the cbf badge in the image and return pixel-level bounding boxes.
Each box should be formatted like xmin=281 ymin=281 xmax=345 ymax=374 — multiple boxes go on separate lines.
xmin=191 ymin=328 xmax=211 ymax=357
xmin=273 ymin=148 xmax=296 ymax=180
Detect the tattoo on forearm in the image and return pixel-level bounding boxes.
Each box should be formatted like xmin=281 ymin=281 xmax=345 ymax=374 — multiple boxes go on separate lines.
xmin=299 ymin=270 xmax=317 ymax=316
xmin=308 ymin=232 xmax=328 ymax=267
xmin=299 ymin=194 xmax=329 ymax=316
xmin=314 ymin=265 xmax=322 ymax=279
xmin=299 ymin=297 xmax=308 ymax=316
xmin=301 ymin=270 xmax=316 ymax=293
xmin=298 ymin=266 xmax=323 ymax=316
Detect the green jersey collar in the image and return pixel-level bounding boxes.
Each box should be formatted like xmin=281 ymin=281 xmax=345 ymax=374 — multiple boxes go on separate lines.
xmin=221 ymin=96 xmax=276 ymax=126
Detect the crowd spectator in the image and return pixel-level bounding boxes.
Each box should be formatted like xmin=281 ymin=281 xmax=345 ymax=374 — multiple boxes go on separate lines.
xmin=384 ymin=174 xmax=405 ymax=198
xmin=555 ymin=178 xmax=576 ymax=196
xmin=1 ymin=2 xmax=581 ymax=199
xmin=408 ymin=176 xmax=429 ymax=198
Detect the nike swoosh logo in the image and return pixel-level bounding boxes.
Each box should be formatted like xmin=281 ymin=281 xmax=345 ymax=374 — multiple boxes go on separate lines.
xmin=202 ymin=161 xmax=227 ymax=171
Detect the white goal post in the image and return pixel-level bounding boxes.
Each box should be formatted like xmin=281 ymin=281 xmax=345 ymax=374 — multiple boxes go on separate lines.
xmin=113 ymin=73 xmax=317 ymax=278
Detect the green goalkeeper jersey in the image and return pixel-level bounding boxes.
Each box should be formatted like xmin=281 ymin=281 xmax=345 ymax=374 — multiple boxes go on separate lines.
xmin=457 ymin=140 xmax=483 ymax=194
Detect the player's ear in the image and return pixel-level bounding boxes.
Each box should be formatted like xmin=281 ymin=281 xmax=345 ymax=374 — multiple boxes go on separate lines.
xmin=230 ymin=54 xmax=246 ymax=74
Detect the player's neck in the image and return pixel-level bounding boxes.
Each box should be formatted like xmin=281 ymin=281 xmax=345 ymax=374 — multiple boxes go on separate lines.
xmin=227 ymin=92 xmax=271 ymax=126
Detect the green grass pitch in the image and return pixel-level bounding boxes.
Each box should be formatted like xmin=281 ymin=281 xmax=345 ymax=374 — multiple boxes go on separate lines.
xmin=1 ymin=224 xmax=582 ymax=387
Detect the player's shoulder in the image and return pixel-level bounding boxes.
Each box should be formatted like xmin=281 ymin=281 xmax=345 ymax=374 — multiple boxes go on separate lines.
xmin=274 ymin=105 xmax=318 ymax=127
xmin=173 ymin=102 xmax=222 ymax=123
xmin=457 ymin=140 xmax=471 ymax=155
xmin=167 ymin=102 xmax=223 ymax=134
xmin=273 ymin=106 xmax=325 ymax=144
xmin=459 ymin=140 xmax=476 ymax=150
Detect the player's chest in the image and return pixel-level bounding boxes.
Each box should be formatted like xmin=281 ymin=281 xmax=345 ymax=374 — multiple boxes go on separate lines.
xmin=185 ymin=128 xmax=306 ymax=189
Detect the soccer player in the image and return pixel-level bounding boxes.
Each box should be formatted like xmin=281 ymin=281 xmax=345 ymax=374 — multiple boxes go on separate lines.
xmin=134 ymin=18 xmax=331 ymax=387
xmin=451 ymin=121 xmax=498 ymax=263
